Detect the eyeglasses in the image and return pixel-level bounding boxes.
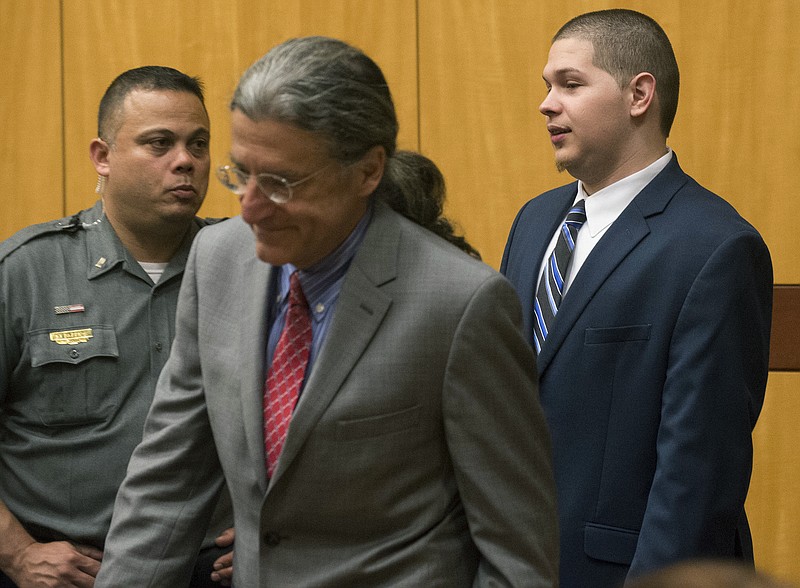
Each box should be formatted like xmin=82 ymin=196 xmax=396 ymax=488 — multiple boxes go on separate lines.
xmin=216 ymin=163 xmax=329 ymax=204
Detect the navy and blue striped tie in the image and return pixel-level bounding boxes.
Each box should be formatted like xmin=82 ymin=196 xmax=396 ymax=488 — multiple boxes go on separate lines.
xmin=533 ymin=199 xmax=587 ymax=354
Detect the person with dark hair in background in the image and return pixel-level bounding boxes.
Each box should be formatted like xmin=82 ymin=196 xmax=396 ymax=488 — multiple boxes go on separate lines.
xmin=501 ymin=9 xmax=772 ymax=588
xmin=381 ymin=150 xmax=481 ymax=259
xmin=95 ymin=36 xmax=558 ymax=587
xmin=0 ymin=66 xmax=233 ymax=588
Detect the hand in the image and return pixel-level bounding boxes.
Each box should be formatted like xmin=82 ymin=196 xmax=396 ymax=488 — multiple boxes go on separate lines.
xmin=210 ymin=528 xmax=234 ymax=586
xmin=7 ymin=541 xmax=102 ymax=588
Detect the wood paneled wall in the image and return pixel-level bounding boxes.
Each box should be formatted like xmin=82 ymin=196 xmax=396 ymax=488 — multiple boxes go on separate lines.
xmin=58 ymin=0 xmax=420 ymax=221
xmin=0 ymin=1 xmax=63 ymax=237
xmin=1 ymin=0 xmax=798 ymax=583
xmin=750 ymin=372 xmax=800 ymax=580
xmin=419 ymin=0 xmax=800 ymax=280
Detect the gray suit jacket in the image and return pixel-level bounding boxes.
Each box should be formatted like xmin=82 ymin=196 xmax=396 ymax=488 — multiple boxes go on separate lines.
xmin=96 ymin=202 xmax=558 ymax=587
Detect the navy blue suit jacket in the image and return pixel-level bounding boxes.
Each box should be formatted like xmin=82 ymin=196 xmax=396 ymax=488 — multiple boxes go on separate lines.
xmin=501 ymin=156 xmax=772 ymax=588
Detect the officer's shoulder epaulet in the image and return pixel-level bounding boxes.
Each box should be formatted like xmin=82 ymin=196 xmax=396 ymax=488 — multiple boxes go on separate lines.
xmin=0 ymin=213 xmax=84 ymax=263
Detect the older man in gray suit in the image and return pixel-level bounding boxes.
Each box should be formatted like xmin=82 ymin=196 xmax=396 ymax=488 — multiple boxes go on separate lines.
xmin=96 ymin=37 xmax=558 ymax=587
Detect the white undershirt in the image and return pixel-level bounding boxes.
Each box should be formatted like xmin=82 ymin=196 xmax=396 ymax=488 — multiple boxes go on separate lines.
xmin=138 ymin=261 xmax=168 ymax=284
xmin=538 ymin=149 xmax=674 ymax=297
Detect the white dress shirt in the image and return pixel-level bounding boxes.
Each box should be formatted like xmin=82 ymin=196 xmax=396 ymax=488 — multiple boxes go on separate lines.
xmin=538 ymin=149 xmax=674 ymax=297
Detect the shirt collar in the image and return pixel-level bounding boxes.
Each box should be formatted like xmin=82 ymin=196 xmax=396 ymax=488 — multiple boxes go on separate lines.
xmin=84 ymin=200 xmax=200 ymax=284
xmin=276 ymin=204 xmax=373 ymax=319
xmin=84 ymin=201 xmax=129 ymax=279
xmin=577 ymin=149 xmax=673 ymax=238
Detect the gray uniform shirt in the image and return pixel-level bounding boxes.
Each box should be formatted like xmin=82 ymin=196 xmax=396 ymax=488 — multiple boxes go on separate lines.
xmin=0 ymin=201 xmax=230 ymax=548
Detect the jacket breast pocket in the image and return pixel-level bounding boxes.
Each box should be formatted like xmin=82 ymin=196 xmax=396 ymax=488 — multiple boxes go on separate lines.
xmin=335 ymin=405 xmax=421 ymax=441
xmin=584 ymin=324 xmax=652 ymax=345
xmin=27 ymin=325 xmax=119 ymax=428
xmin=584 ymin=522 xmax=640 ymax=564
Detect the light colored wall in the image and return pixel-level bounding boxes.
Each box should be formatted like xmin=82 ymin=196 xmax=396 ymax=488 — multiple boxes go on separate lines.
xmin=2 ymin=0 xmax=797 ymax=582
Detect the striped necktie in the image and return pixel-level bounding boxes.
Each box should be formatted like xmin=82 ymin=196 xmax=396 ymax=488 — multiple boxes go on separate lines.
xmin=532 ymin=199 xmax=587 ymax=354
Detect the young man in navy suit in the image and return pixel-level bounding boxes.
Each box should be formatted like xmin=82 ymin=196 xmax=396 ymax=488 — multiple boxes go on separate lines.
xmin=501 ymin=9 xmax=772 ymax=588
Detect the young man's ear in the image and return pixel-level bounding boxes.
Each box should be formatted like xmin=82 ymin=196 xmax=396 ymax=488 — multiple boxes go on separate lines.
xmin=629 ymin=72 xmax=657 ymax=119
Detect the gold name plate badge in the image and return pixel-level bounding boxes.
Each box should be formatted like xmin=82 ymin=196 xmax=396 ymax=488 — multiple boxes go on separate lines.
xmin=50 ymin=328 xmax=94 ymax=345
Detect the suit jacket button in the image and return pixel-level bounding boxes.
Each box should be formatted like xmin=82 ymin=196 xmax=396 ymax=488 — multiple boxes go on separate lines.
xmin=263 ymin=532 xmax=281 ymax=546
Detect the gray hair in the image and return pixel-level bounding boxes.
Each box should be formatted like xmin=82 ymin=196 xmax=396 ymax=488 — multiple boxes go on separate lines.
xmin=232 ymin=36 xmax=479 ymax=258
xmin=231 ymin=36 xmax=396 ymax=164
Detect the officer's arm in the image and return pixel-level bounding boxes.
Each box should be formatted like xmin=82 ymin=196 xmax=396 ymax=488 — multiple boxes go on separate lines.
xmin=0 ymin=499 xmax=102 ymax=588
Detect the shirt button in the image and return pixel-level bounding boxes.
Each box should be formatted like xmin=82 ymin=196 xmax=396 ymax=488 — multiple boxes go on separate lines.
xmin=263 ymin=532 xmax=281 ymax=547
xmin=69 ymin=349 xmax=79 ymax=359
xmin=155 ymin=342 xmax=163 ymax=352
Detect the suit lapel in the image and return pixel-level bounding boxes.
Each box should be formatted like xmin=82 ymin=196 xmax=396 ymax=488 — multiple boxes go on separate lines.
xmin=536 ymin=207 xmax=650 ymax=371
xmin=238 ymin=254 xmax=274 ymax=494
xmin=504 ymin=187 xmax=576 ymax=344
xmin=537 ymin=157 xmax=690 ymax=373
xmin=267 ymin=203 xmax=398 ymax=487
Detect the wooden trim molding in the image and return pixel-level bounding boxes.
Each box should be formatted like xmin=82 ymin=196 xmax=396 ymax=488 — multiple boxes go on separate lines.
xmin=770 ymin=285 xmax=800 ymax=371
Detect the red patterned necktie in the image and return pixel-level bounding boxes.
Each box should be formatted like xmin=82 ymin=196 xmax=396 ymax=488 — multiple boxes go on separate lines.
xmin=264 ymin=271 xmax=312 ymax=478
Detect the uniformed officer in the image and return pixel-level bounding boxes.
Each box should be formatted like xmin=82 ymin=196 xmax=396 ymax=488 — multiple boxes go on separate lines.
xmin=0 ymin=66 xmax=233 ymax=588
